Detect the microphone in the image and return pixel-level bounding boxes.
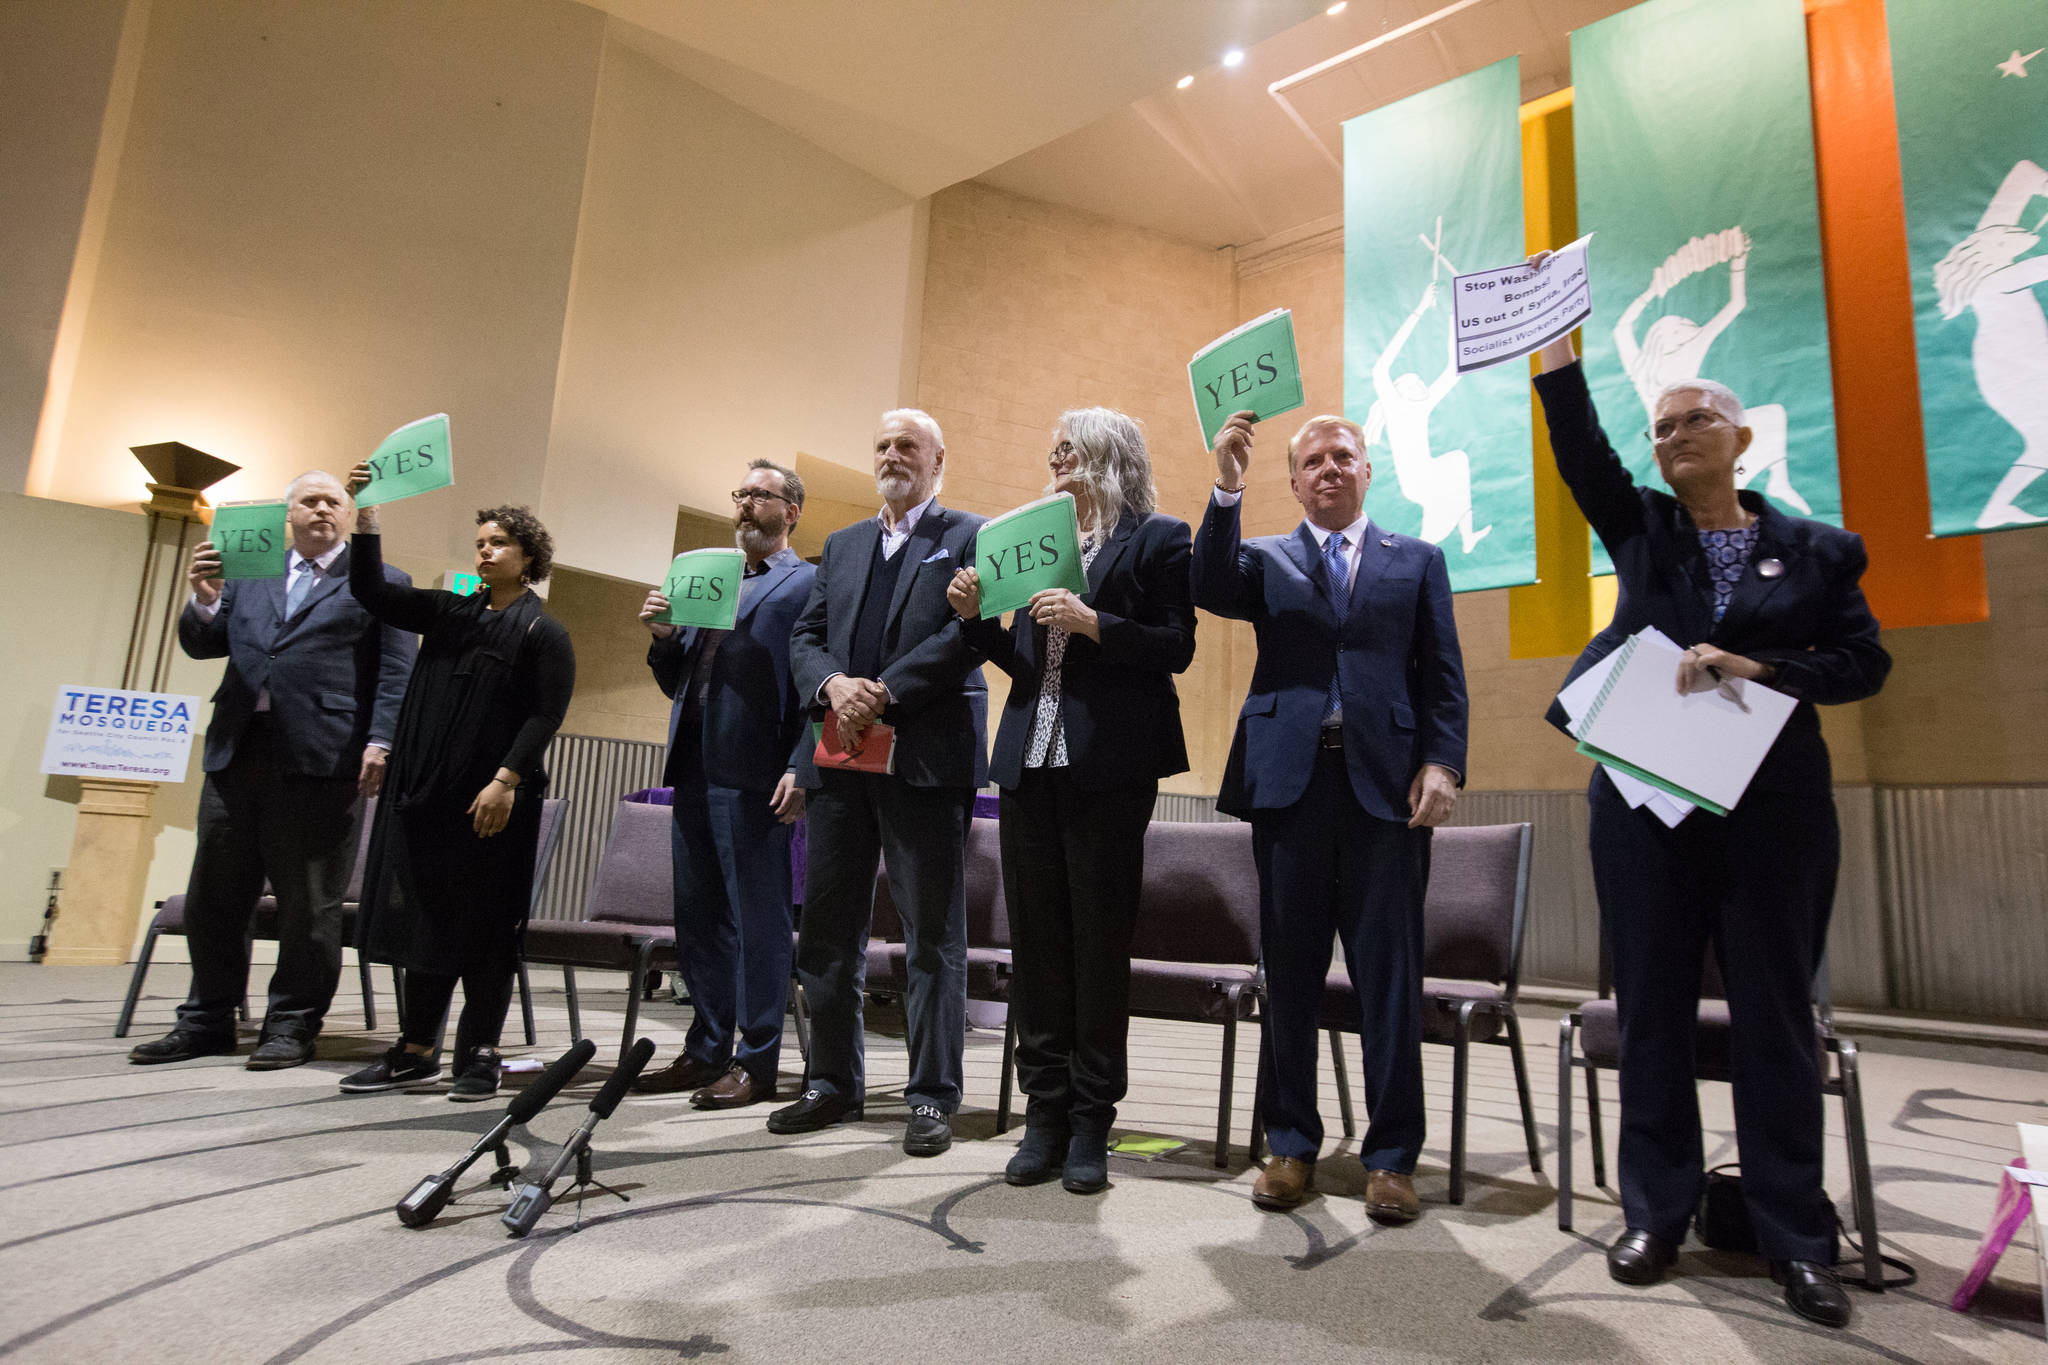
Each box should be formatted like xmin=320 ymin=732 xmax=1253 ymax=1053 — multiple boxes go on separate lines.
xmin=394 ymin=1038 xmax=596 ymax=1228
xmin=502 ymin=1037 xmax=655 ymax=1238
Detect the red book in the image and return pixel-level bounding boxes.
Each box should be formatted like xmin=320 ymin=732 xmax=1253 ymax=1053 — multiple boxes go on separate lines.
xmin=814 ymin=713 xmax=897 ymax=775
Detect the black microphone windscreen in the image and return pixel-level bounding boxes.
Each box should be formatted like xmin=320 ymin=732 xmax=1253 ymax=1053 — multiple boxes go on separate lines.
xmin=507 ymin=1038 xmax=598 ymax=1125
xmin=589 ymin=1037 xmax=656 ymax=1119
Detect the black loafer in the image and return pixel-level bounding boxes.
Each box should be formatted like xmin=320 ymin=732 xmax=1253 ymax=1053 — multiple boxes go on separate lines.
xmin=903 ymin=1104 xmax=952 ymax=1157
xmin=1607 ymin=1229 xmax=1679 ymax=1285
xmin=246 ymin=1035 xmax=315 ymax=1071
xmin=765 ymin=1088 xmax=863 ymax=1134
xmin=1004 ymin=1126 xmax=1069 ymax=1186
xmin=1774 ymin=1259 xmax=1851 ymax=1329
xmin=1061 ymin=1133 xmax=1109 ymax=1195
xmin=129 ymin=1028 xmax=236 ymax=1065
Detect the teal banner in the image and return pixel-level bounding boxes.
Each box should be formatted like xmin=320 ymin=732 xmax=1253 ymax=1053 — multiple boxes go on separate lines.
xmin=1890 ymin=0 xmax=2048 ymax=534
xmin=1572 ymin=0 xmax=1841 ymax=573
xmin=1343 ymin=57 xmax=1535 ymax=592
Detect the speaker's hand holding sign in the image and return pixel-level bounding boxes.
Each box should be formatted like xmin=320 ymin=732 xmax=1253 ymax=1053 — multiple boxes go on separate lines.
xmin=188 ymin=541 xmax=225 ymax=605
xmin=353 ymin=413 xmax=454 ymax=510
xmin=1212 ymin=409 xmax=1257 ymax=491
xmin=946 ymin=567 xmax=981 ymax=620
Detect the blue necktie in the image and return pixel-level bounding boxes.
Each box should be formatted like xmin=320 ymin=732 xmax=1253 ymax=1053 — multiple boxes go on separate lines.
xmin=286 ymin=560 xmax=315 ymax=618
xmin=1321 ymin=532 xmax=1347 ymax=721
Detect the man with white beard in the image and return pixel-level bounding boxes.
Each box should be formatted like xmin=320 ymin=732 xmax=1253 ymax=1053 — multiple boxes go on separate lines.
xmin=634 ymin=458 xmax=816 ymax=1108
xmin=777 ymin=409 xmax=989 ymax=1156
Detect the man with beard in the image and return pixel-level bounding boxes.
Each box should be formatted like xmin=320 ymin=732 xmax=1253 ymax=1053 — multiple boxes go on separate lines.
xmin=635 ymin=459 xmax=816 ymax=1108
xmin=776 ymin=409 xmax=988 ymax=1156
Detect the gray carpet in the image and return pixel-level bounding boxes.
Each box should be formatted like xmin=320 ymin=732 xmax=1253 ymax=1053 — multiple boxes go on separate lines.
xmin=1 ymin=963 xmax=2041 ymax=1363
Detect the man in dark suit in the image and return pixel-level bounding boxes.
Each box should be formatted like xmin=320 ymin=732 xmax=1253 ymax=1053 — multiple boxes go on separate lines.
xmin=776 ymin=408 xmax=988 ymax=1156
xmin=634 ymin=458 xmax=817 ymax=1109
xmin=1192 ymin=409 xmax=1468 ymax=1221
xmin=129 ymin=470 xmax=415 ymax=1070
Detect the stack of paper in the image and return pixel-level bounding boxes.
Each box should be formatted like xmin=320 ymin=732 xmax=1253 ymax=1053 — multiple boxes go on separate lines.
xmin=1557 ymin=628 xmax=1795 ymax=824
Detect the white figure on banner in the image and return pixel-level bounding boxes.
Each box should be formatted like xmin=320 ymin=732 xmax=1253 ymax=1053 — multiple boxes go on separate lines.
xmin=1934 ymin=158 xmax=2048 ymax=529
xmin=1614 ymin=227 xmax=1813 ymax=515
xmin=1365 ymin=222 xmax=1492 ymax=554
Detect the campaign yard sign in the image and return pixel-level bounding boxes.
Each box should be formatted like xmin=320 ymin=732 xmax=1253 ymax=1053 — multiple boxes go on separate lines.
xmin=974 ymin=493 xmax=1087 ymax=619
xmin=209 ymin=501 xmax=288 ymax=580
xmin=656 ymin=548 xmax=744 ymax=630
xmin=41 ymin=686 xmax=202 ymax=782
xmin=355 ymin=413 xmax=454 ymax=508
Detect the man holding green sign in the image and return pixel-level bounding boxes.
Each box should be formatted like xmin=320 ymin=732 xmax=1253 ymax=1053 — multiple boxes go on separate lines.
xmin=209 ymin=501 xmax=288 ymax=580
xmin=1188 ymin=308 xmax=1305 ymax=448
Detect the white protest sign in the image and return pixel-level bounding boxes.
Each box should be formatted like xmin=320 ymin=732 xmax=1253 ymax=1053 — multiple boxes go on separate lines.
xmin=40 ymin=685 xmax=202 ymax=782
xmin=1451 ymin=234 xmax=1593 ymax=373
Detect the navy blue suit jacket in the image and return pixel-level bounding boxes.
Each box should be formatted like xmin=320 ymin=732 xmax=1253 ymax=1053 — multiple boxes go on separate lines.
xmin=1534 ymin=362 xmax=1890 ymax=793
xmin=970 ymin=510 xmax=1197 ymax=790
xmin=791 ymin=502 xmax=989 ymax=790
xmin=649 ymin=552 xmax=818 ymax=793
xmin=178 ymin=547 xmax=416 ymax=778
xmin=1192 ymin=497 xmax=1468 ymax=824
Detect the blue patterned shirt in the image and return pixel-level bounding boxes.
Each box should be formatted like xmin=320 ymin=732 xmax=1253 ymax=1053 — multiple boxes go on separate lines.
xmin=1698 ymin=524 xmax=1759 ymax=622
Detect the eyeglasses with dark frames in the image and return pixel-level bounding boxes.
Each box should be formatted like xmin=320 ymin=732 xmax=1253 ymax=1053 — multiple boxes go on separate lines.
xmin=731 ymin=488 xmax=796 ymax=506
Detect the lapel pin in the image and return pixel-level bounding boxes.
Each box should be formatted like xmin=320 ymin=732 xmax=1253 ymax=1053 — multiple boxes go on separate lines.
xmin=1380 ymin=538 xmax=1394 ymax=548
xmin=1757 ymin=557 xmax=1785 ymax=579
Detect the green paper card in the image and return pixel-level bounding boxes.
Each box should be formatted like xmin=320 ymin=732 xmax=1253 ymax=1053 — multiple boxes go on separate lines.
xmin=355 ymin=413 xmax=453 ymax=508
xmin=975 ymin=493 xmax=1087 ymax=620
xmin=1188 ymin=308 xmax=1305 ymax=446
xmin=445 ymin=572 xmax=482 ymax=597
xmin=210 ymin=501 xmax=287 ymax=580
xmin=657 ymin=548 xmax=744 ymax=630
xmin=1107 ymin=1135 xmax=1187 ymax=1160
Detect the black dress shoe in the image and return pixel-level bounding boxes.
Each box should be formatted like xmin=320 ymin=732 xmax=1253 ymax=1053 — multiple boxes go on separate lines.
xmin=1607 ymin=1229 xmax=1679 ymax=1285
xmin=129 ymin=1028 xmax=236 ymax=1065
xmin=903 ymin=1104 xmax=952 ymax=1157
xmin=246 ymin=1035 xmax=315 ymax=1071
xmin=1061 ymin=1133 xmax=1109 ymax=1195
xmin=1004 ymin=1125 xmax=1069 ymax=1186
xmin=765 ymin=1088 xmax=863 ymax=1134
xmin=1774 ymin=1260 xmax=1852 ymax=1329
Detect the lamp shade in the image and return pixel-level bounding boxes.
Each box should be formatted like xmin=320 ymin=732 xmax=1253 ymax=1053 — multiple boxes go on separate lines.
xmin=129 ymin=441 xmax=239 ymax=493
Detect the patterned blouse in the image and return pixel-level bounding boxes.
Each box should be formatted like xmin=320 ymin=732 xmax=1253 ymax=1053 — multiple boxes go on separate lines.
xmin=1023 ymin=538 xmax=1103 ymax=769
xmin=1697 ymin=523 xmax=1759 ymax=622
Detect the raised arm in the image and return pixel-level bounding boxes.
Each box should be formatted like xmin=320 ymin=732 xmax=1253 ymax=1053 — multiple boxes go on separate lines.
xmin=1532 ymin=332 xmax=1648 ymax=553
xmin=347 ymin=531 xmax=451 ymax=634
xmin=367 ymin=567 xmax=418 ymax=748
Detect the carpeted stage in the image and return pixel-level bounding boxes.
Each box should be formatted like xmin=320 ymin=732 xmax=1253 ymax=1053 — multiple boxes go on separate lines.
xmin=0 ymin=964 xmax=2041 ymax=1363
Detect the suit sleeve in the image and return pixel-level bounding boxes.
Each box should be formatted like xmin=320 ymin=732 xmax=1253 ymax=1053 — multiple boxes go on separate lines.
xmin=1533 ymin=361 xmax=1649 ymax=557
xmin=1745 ymin=533 xmax=1892 ymax=706
xmin=961 ymin=611 xmax=1023 ymax=679
xmin=1093 ymin=517 xmax=1197 ymax=674
xmin=789 ymin=539 xmax=843 ymax=706
xmin=501 ymin=620 xmax=575 ymax=780
xmin=647 ymin=630 xmax=690 ymax=700
xmin=177 ymin=586 xmax=233 ymax=660
xmin=1410 ymin=546 xmax=1470 ymax=782
xmin=1189 ymin=495 xmax=1263 ymax=622
xmin=349 ymin=533 xmax=453 ymax=634
xmin=367 ymin=566 xmax=417 ymax=749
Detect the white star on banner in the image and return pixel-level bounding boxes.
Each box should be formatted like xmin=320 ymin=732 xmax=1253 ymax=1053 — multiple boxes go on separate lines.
xmin=1997 ymin=47 xmax=2043 ymax=78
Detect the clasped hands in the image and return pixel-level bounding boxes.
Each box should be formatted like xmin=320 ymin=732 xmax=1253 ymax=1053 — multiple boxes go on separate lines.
xmin=824 ymin=673 xmax=889 ymax=745
xmin=946 ymin=569 xmax=1098 ymax=640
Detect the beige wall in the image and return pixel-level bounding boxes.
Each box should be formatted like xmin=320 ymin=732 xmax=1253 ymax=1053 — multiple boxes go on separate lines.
xmin=549 ymin=566 xmax=672 ymax=745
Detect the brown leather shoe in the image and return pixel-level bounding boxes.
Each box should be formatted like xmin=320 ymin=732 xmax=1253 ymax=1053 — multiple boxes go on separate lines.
xmin=690 ymin=1063 xmax=770 ymax=1109
xmin=1365 ymin=1168 xmax=1421 ymax=1224
xmin=633 ymin=1053 xmax=725 ymax=1094
xmin=1252 ymin=1156 xmax=1315 ymax=1210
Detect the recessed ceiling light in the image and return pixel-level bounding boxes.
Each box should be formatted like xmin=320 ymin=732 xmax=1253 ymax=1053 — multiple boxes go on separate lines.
xmin=1222 ymin=48 xmax=1246 ymax=68
xmin=1176 ymin=74 xmax=1195 ymax=89
xmin=1327 ymin=1 xmax=1347 ymax=13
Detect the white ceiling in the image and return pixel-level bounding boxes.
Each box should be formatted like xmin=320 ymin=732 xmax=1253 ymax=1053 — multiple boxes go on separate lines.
xmin=978 ymin=0 xmax=1642 ymax=249
xmin=578 ymin=0 xmax=1334 ymax=198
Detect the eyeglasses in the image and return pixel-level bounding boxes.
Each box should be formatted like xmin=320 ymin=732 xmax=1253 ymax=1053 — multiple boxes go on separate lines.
xmin=1645 ymin=410 xmax=1732 ymax=445
xmin=1047 ymin=441 xmax=1079 ymax=471
xmin=731 ymin=488 xmax=795 ymax=507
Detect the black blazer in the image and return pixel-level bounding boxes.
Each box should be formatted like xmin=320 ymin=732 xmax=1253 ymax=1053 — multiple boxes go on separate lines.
xmin=178 ymin=547 xmax=417 ymax=778
xmin=649 ymin=552 xmax=818 ymax=793
xmin=968 ymin=510 xmax=1196 ymax=790
xmin=790 ymin=501 xmax=989 ymax=790
xmin=1533 ymin=362 xmax=1890 ymax=794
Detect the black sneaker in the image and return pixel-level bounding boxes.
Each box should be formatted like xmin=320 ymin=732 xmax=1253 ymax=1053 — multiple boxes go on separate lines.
xmin=128 ymin=1027 xmax=236 ymax=1065
xmin=903 ymin=1103 xmax=952 ymax=1157
xmin=338 ymin=1043 xmax=441 ymax=1094
xmin=448 ymin=1048 xmax=502 ymax=1103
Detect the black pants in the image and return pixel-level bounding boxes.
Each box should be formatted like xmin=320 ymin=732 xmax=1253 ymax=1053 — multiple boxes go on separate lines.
xmin=400 ymin=967 xmax=515 ymax=1065
xmin=176 ymin=718 xmax=362 ymax=1041
xmin=1589 ymin=769 xmax=1839 ymax=1263
xmin=1000 ymin=769 xmax=1157 ymax=1137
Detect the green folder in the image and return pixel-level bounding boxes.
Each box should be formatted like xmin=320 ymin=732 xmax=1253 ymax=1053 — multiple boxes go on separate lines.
xmin=1188 ymin=308 xmax=1305 ymax=446
xmin=209 ymin=501 xmax=287 ymax=580
xmin=1108 ymin=1135 xmax=1187 ymax=1160
xmin=355 ymin=413 xmax=453 ymax=508
xmin=975 ymin=493 xmax=1087 ymax=620
xmin=657 ymin=548 xmax=744 ymax=630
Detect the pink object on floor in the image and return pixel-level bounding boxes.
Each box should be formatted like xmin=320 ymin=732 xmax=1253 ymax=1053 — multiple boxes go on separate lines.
xmin=1952 ymin=1157 xmax=2032 ymax=1312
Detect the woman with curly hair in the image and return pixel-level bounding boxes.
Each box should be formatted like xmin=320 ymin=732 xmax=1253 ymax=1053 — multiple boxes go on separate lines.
xmin=336 ymin=484 xmax=575 ymax=1101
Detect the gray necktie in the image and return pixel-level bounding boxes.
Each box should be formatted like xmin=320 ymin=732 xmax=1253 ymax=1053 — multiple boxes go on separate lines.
xmin=286 ymin=560 xmax=316 ymax=618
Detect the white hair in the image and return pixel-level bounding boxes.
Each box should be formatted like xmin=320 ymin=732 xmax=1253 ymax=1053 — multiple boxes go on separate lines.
xmin=285 ymin=469 xmax=349 ymax=504
xmin=1653 ymin=378 xmax=1745 ymax=428
xmin=879 ymin=408 xmax=945 ymax=451
xmin=1048 ymin=407 xmax=1155 ymax=538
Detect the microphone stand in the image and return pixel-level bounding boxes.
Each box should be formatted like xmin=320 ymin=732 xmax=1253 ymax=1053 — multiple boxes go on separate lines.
xmin=503 ymin=1036 xmax=655 ymax=1238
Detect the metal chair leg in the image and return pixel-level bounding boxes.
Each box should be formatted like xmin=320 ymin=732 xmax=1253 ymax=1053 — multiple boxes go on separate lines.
xmin=619 ymin=944 xmax=651 ymax=1064
xmin=1836 ymin=1039 xmax=1884 ymax=1291
xmin=1215 ymin=1013 xmax=1237 ymax=1169
xmin=1449 ymin=1001 xmax=1474 ymax=1206
xmin=357 ymin=955 xmax=378 ymax=1031
xmin=1584 ymin=1059 xmax=1608 ymax=1190
xmin=563 ymin=965 xmax=582 ymax=1042
xmin=1328 ymin=1028 xmax=1356 ymax=1139
xmin=392 ymin=965 xmax=408 ymax=1035
xmin=516 ymin=961 xmax=536 ymax=1046
xmin=1503 ymin=1007 xmax=1543 ymax=1174
xmin=1557 ymin=1013 xmax=1576 ymax=1231
xmin=791 ymin=974 xmax=812 ymax=1064
xmin=115 ymin=926 xmax=163 ymax=1038
xmin=997 ymin=1011 xmax=1016 ymax=1134
xmin=1248 ymin=1017 xmax=1270 ymax=1165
